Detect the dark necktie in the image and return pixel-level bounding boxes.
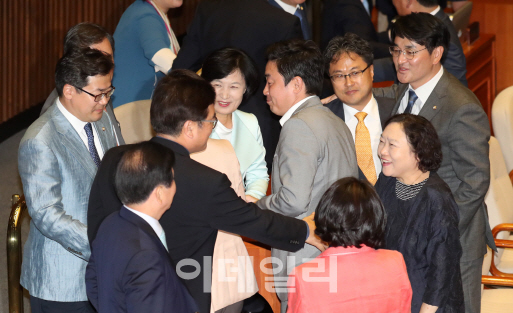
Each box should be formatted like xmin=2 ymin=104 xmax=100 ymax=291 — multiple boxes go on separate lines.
xmin=404 ymin=89 xmax=418 ymax=114
xmin=84 ymin=123 xmax=101 ymax=167
xmin=294 ymin=6 xmax=312 ymax=40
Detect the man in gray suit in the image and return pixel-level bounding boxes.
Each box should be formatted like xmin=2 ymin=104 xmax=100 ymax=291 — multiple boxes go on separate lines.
xmin=257 ymin=39 xmax=358 ymax=312
xmin=19 ymin=48 xmax=118 ymax=312
xmin=41 ymin=23 xmax=124 ymax=146
xmin=374 ymin=13 xmax=494 ymax=313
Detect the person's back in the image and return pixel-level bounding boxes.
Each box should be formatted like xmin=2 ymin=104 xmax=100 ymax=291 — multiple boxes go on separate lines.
xmin=288 ymin=247 xmax=411 ymax=313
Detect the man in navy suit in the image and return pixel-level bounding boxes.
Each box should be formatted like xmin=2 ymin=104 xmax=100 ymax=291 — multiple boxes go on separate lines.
xmin=86 ymin=141 xmax=197 ymax=313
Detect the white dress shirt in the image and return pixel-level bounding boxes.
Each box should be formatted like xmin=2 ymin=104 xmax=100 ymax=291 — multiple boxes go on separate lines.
xmin=214 ymin=119 xmax=233 ymax=141
xmin=398 ymin=67 xmax=444 ymax=115
xmin=273 ymin=0 xmax=299 ymax=14
xmin=279 ymin=95 xmax=315 ymax=126
xmin=56 ymin=98 xmax=104 ymax=158
xmin=124 ymin=205 xmax=165 ymax=241
xmin=343 ymin=95 xmax=383 ymax=176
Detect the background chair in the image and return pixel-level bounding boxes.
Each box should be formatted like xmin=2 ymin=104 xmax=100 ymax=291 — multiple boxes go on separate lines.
xmin=491 ymin=86 xmax=513 ymax=183
xmin=113 ymin=100 xmax=154 ymax=144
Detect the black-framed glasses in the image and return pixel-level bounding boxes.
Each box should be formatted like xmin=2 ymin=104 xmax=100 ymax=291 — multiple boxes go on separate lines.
xmin=75 ymin=86 xmax=115 ymax=102
xmin=329 ymin=64 xmax=371 ymax=82
xmin=201 ymin=115 xmax=218 ymax=129
xmin=389 ymin=47 xmax=428 ymax=60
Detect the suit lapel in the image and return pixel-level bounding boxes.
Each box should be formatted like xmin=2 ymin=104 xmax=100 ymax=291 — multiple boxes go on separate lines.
xmin=391 ymin=84 xmax=409 ymax=115
xmin=374 ymin=94 xmax=396 ymax=128
xmin=51 ymin=106 xmax=97 ymax=179
xmin=92 ymin=112 xmax=116 ymax=153
xmin=231 ymin=113 xmax=260 ymax=174
xmin=418 ymin=71 xmax=449 ymax=121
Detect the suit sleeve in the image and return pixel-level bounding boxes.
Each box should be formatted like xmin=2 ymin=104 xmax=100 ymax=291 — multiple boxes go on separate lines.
xmin=244 ymin=120 xmax=269 ymax=200
xmin=18 ymin=138 xmax=90 ymax=260
xmin=448 ymin=102 xmax=490 ymax=236
xmin=257 ymin=118 xmax=319 ymax=217
xmin=171 ymin=3 xmax=204 ymax=71
xmin=85 ymin=251 xmax=99 ymax=310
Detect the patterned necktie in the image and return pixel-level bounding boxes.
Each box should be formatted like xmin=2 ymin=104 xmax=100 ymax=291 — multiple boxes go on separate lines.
xmin=294 ymin=5 xmax=312 ymax=40
xmin=355 ymin=112 xmax=377 ymax=185
xmin=404 ymin=89 xmax=418 ymax=114
xmin=159 ymin=230 xmax=168 ymax=251
xmin=84 ymin=123 xmax=101 ymax=167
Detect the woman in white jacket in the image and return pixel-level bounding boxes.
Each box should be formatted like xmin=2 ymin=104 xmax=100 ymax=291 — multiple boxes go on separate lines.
xmin=202 ymin=48 xmax=269 ymax=202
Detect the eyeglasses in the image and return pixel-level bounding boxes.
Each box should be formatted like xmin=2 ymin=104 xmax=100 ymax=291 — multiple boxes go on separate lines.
xmin=389 ymin=47 xmax=427 ymax=60
xmin=75 ymin=86 xmax=115 ymax=102
xmin=329 ymin=64 xmax=371 ymax=82
xmin=201 ymin=116 xmax=218 ymax=129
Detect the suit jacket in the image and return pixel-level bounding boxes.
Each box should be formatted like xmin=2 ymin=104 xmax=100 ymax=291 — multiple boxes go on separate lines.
xmin=86 ymin=207 xmax=197 ymax=313
xmin=88 ymin=136 xmax=309 ymax=313
xmin=257 ymin=96 xmax=358 ymax=304
xmin=287 ymin=246 xmax=412 ymax=313
xmin=210 ymin=110 xmax=269 ymax=199
xmin=373 ymin=10 xmax=468 ymax=87
xmin=18 ymin=102 xmax=118 ymax=301
xmin=41 ymin=88 xmax=125 ymax=145
xmin=324 ymin=94 xmax=396 ymax=181
xmin=321 ymin=0 xmax=391 ymax=58
xmin=373 ymin=69 xmax=495 ymax=261
xmin=191 ymin=138 xmax=258 ymax=311
xmin=172 ymin=0 xmax=303 ymax=171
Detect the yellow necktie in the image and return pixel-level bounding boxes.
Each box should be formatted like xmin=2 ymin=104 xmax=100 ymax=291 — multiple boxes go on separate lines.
xmin=355 ymin=112 xmax=377 ymax=185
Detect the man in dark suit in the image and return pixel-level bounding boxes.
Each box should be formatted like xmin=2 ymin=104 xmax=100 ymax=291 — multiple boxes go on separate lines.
xmin=86 ymin=142 xmax=197 ymax=313
xmin=321 ymin=0 xmax=391 ymax=59
xmin=88 ymin=70 xmax=325 ymax=313
xmin=172 ymin=0 xmax=303 ymax=171
xmin=324 ymin=33 xmax=395 ymax=183
xmin=373 ymin=0 xmax=468 ymax=86
xmin=268 ymin=0 xmax=311 ymax=40
xmin=40 ymin=23 xmax=124 ymax=145
xmin=373 ymin=13 xmax=494 ymax=313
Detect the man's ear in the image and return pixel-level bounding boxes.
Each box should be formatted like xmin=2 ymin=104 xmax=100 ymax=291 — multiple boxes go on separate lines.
xmin=431 ymin=46 xmax=444 ymax=65
xmin=291 ymin=76 xmax=304 ymax=94
xmin=62 ymin=84 xmax=75 ymax=100
xmin=182 ymin=120 xmax=195 ymax=139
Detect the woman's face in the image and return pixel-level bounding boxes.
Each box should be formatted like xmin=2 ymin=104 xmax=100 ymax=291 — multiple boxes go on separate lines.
xmin=378 ymin=122 xmax=420 ymax=181
xmin=210 ymin=70 xmax=247 ymax=116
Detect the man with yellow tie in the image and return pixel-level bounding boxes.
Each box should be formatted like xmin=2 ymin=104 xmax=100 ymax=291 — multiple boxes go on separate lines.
xmin=324 ymin=33 xmax=396 ymax=184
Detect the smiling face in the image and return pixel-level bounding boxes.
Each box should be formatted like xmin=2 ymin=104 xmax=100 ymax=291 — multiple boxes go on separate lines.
xmin=329 ymin=52 xmax=374 ymax=111
xmin=211 ymin=70 xmax=246 ymax=117
xmin=393 ymin=36 xmax=443 ymax=90
xmin=64 ymin=71 xmax=113 ymax=122
xmin=263 ymin=61 xmax=297 ymax=116
xmin=378 ymin=122 xmax=421 ymax=183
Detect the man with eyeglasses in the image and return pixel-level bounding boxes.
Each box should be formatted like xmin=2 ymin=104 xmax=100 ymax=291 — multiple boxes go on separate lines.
xmin=323 ymin=33 xmax=395 ymax=184
xmin=374 ymin=13 xmax=494 ymax=313
xmin=18 ymin=48 xmax=118 ymax=313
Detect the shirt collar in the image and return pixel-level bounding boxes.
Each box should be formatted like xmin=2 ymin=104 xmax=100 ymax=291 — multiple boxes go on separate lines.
xmin=430 ymin=5 xmax=441 ymax=16
xmin=342 ymin=95 xmax=379 ymax=123
xmin=279 ymin=95 xmax=315 ymax=126
xmin=124 ymin=205 xmax=164 ymax=237
xmin=273 ymin=0 xmax=300 ymax=15
xmin=409 ymin=66 xmax=444 ymax=104
xmin=56 ymin=97 xmax=88 ymax=135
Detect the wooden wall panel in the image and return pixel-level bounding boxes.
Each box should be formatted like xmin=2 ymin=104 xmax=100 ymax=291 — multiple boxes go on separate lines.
xmin=0 ymin=0 xmax=200 ymax=124
xmin=471 ymin=0 xmax=513 ymax=93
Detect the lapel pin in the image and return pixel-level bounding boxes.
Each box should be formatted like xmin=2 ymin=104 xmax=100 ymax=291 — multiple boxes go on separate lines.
xmin=433 ymin=106 xmax=437 ymax=110
xmin=102 ymin=127 xmax=106 ymax=131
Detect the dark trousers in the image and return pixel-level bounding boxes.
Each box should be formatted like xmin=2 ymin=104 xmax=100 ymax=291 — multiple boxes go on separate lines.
xmin=30 ymin=296 xmax=95 ymax=313
xmin=461 ymin=256 xmax=484 ymax=313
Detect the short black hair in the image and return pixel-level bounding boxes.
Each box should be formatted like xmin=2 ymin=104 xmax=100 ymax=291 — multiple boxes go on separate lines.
xmin=201 ymin=47 xmax=259 ymax=100
xmin=115 ymin=141 xmax=175 ymax=205
xmin=266 ymin=39 xmax=324 ymax=96
xmin=416 ymin=0 xmax=438 ymax=8
xmin=384 ymin=114 xmax=442 ymax=172
xmin=55 ymin=47 xmax=114 ymax=97
xmin=151 ymin=69 xmax=215 ymax=136
xmin=324 ymin=33 xmax=374 ymax=73
xmin=315 ymin=177 xmax=387 ymax=249
xmin=63 ymin=22 xmax=114 ymax=55
xmin=391 ymin=12 xmax=450 ymax=62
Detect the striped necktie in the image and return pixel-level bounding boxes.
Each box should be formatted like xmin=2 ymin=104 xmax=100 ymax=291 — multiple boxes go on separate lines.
xmin=84 ymin=123 xmax=101 ymax=167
